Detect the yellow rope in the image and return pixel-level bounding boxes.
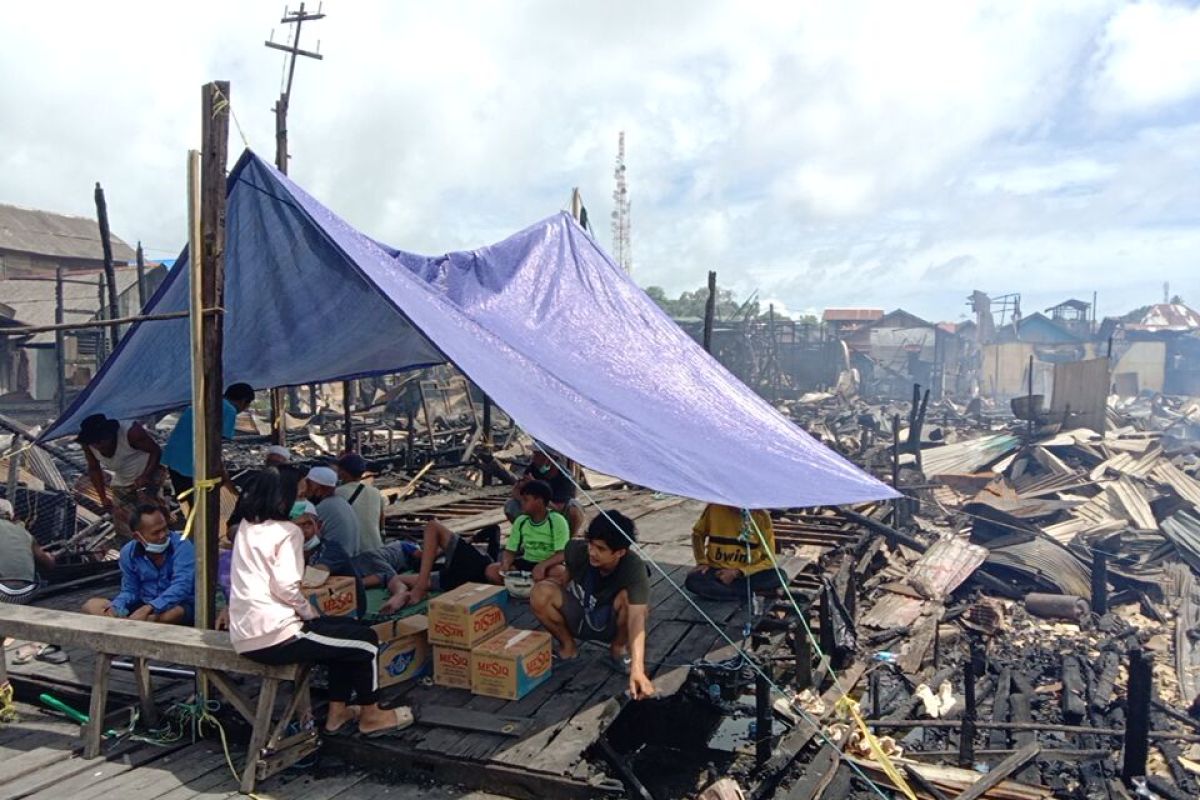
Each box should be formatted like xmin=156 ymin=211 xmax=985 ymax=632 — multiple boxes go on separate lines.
xmin=179 ymin=477 xmax=223 ymax=540
xmin=0 ymin=681 xmax=18 ymax=724
xmin=746 ymin=512 xmax=917 ymax=800
xmin=836 ymin=695 xmax=917 ymax=800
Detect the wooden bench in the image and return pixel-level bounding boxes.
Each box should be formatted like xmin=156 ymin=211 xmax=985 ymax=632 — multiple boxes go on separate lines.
xmin=0 ymin=604 xmax=313 ymax=794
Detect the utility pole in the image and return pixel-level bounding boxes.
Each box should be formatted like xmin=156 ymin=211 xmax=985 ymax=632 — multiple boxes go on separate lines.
xmin=266 ymin=2 xmax=324 ymax=443
xmin=135 ymin=241 xmax=147 ymax=310
xmin=54 ymin=267 xmax=66 ymax=413
xmin=93 ymin=183 xmax=120 ymax=352
xmin=193 ymin=80 xmax=231 ymax=632
xmin=611 ymin=131 xmax=632 ymax=274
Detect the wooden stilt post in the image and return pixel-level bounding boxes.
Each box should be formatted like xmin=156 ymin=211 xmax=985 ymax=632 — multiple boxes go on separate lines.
xmin=54 ymin=267 xmax=66 ymax=414
xmin=702 ymin=270 xmax=717 ymax=353
xmin=1092 ymin=547 xmax=1108 ymax=616
xmin=342 ymin=379 xmax=353 ymax=451
xmin=792 ymin=620 xmax=812 ymax=691
xmin=271 ymin=388 xmax=286 ymax=445
xmin=1123 ymin=648 xmax=1152 ymax=783
xmin=135 ymin=241 xmax=147 ymax=310
xmin=93 ymin=183 xmax=120 ymax=352
xmin=754 ymin=666 xmax=772 ymax=766
xmin=192 ymin=80 xmax=230 ymax=633
xmin=959 ymin=637 xmax=980 ymax=767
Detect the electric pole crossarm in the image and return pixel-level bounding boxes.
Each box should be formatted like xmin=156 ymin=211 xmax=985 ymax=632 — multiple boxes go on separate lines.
xmin=264 ymin=40 xmax=323 ymax=60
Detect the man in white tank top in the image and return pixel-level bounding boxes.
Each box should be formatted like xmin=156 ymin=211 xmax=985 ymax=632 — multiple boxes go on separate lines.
xmin=78 ymin=414 xmax=164 ymax=537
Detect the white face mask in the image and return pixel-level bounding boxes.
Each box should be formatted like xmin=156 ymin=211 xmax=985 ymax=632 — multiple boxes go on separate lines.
xmin=303 ymin=536 xmax=321 ymax=552
xmin=142 ymin=539 xmax=169 ymax=554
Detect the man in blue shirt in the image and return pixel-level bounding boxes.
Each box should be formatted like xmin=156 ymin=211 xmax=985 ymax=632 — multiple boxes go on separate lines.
xmin=161 ymin=383 xmax=255 ymax=499
xmin=81 ymin=504 xmax=195 ymax=625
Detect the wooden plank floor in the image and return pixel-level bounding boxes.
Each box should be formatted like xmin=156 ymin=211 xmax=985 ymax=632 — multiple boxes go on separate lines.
xmin=0 ymin=701 xmax=508 ymax=800
xmin=338 ymin=498 xmax=763 ymax=795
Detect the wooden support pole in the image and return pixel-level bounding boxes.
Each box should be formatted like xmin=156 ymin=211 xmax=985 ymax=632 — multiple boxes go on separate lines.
xmin=54 ymin=267 xmax=66 ymax=414
xmin=959 ymin=638 xmax=978 ymax=767
xmin=342 ymin=379 xmax=353 ymax=451
xmin=1123 ymin=648 xmax=1152 ymax=783
xmin=702 ymin=270 xmax=716 ymax=353
xmin=1091 ymin=547 xmax=1108 ymax=616
xmin=193 ymin=80 xmax=231 ymax=632
xmin=754 ymin=666 xmax=772 ymax=767
xmin=818 ymin=585 xmax=835 ymax=681
xmin=135 ymin=241 xmax=146 ymax=310
xmin=891 ymin=413 xmax=904 ymax=527
xmin=271 ymin=388 xmax=286 ymax=445
xmin=93 ymin=182 xmax=120 ymax=353
xmin=792 ymin=621 xmax=812 ymax=691
xmin=870 ymin=670 xmax=882 ymax=721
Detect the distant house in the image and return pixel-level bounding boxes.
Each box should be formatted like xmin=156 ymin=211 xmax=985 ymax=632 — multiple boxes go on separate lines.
xmin=822 ymin=308 xmax=883 ymax=337
xmin=982 ymin=312 xmax=1086 ymax=398
xmin=1045 ymin=298 xmax=1094 ymax=340
xmin=0 ymin=203 xmax=161 ymax=411
xmin=1101 ymin=303 xmax=1200 ymax=396
xmin=844 ymin=309 xmax=962 ymax=399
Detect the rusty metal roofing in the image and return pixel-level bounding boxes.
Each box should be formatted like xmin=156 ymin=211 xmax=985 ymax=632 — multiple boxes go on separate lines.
xmin=822 ymin=308 xmax=883 ymax=322
xmin=1125 ymin=303 xmax=1200 ymax=333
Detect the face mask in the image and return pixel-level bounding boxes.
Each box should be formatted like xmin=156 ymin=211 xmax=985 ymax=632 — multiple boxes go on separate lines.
xmin=536 ymin=465 xmax=551 ymax=476
xmin=143 ymin=539 xmax=169 ymax=554
xmin=303 ymin=536 xmax=321 ymax=552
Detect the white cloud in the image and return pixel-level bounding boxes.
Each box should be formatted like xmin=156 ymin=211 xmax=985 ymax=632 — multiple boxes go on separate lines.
xmin=1091 ymin=0 xmax=1200 ymax=114
xmin=0 ymin=0 xmax=1197 ymax=325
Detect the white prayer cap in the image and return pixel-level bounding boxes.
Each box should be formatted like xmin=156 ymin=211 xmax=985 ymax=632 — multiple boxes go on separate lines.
xmin=0 ymin=499 xmax=12 ymax=518
xmin=306 ymin=466 xmax=338 ymax=487
xmin=266 ymin=445 xmax=292 ymax=462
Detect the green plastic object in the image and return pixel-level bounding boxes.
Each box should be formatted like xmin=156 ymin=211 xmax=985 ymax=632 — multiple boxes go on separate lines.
xmin=39 ymin=693 xmax=89 ymax=725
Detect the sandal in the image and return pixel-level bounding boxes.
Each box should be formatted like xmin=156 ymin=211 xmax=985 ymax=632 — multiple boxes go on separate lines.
xmin=322 ymin=705 xmax=360 ymax=736
xmin=35 ymin=645 xmax=69 ymax=665
xmin=362 ymin=706 xmax=415 ymax=738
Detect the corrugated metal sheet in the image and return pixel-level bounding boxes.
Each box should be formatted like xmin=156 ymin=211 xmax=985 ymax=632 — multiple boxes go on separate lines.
xmin=1105 ymin=476 xmax=1158 ymax=531
xmin=985 ymin=537 xmax=1092 ymax=600
xmin=860 ymin=594 xmax=928 ymax=629
xmin=907 ymin=537 xmax=988 ymax=601
xmin=1161 ymin=510 xmax=1200 ymax=575
xmin=0 ymin=202 xmax=135 ymax=261
xmin=1150 ymin=461 xmax=1200 ymax=507
xmin=1049 ymin=357 xmax=1109 ymax=435
xmin=922 ymin=434 xmax=1022 ymax=477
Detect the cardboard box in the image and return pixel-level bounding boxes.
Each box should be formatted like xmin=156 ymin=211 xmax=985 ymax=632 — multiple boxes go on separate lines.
xmin=433 ymin=644 xmax=473 ymax=689
xmin=373 ymin=615 xmax=430 ymax=688
xmin=305 ymin=574 xmax=357 ymax=617
xmin=470 ymin=628 xmax=553 ymax=700
xmin=428 ymin=582 xmax=508 ymax=647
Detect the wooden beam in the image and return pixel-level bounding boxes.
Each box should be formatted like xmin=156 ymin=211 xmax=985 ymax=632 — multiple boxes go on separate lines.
xmin=0 ymin=309 xmax=195 ymax=337
xmin=951 ymin=743 xmax=1041 ymax=800
xmin=93 ymin=182 xmax=120 ymax=352
xmin=702 ymin=270 xmax=716 ymax=353
xmin=195 ymin=80 xmax=231 ymax=630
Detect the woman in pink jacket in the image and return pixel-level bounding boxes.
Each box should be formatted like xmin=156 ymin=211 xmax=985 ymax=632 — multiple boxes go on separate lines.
xmin=228 ymin=467 xmax=412 ymax=737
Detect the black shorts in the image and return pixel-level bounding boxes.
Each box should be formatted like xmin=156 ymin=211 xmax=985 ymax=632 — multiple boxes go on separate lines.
xmin=510 ymin=558 xmax=537 ymax=573
xmin=439 ymin=534 xmax=492 ymax=591
xmin=561 ymin=587 xmax=619 ymax=642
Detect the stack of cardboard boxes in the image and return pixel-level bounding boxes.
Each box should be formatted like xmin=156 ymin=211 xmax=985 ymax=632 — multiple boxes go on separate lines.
xmin=429 ymin=582 xmax=553 ymax=700
xmin=303 ymin=573 xmax=552 ymax=699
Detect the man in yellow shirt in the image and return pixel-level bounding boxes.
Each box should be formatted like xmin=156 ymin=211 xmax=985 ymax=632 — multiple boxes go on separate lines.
xmin=684 ymin=504 xmax=784 ymax=601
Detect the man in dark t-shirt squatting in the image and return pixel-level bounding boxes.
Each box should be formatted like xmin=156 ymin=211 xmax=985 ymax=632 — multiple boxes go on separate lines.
xmin=531 ymin=510 xmax=655 ymax=700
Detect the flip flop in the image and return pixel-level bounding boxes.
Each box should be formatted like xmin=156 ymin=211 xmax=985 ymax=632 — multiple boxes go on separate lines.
xmin=607 ymin=653 xmax=631 ymax=675
xmin=322 ymin=705 xmax=361 ymax=737
xmin=34 ymin=645 xmax=69 ymax=665
xmin=362 ymin=706 xmax=415 ymax=738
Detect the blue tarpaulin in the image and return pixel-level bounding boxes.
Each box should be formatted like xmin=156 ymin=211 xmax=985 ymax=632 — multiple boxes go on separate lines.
xmin=44 ymin=151 xmax=896 ymax=508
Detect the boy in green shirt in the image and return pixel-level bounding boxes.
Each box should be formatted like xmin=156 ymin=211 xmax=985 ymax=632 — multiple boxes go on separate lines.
xmin=486 ymin=480 xmax=570 ymax=585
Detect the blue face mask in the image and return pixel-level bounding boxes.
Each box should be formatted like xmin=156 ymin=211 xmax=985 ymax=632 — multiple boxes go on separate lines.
xmin=303 ymin=536 xmax=321 ymax=552
xmin=142 ymin=539 xmax=169 ymax=554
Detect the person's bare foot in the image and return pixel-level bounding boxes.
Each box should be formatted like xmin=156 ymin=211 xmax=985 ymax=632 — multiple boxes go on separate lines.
xmin=557 ymin=641 xmax=578 ymax=660
xmin=406 ymin=583 xmax=429 ymax=606
xmin=358 ymin=705 xmax=414 ymax=736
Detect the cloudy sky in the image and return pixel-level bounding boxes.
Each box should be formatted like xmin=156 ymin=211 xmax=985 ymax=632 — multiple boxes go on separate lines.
xmin=2 ymin=0 xmax=1199 ymax=323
